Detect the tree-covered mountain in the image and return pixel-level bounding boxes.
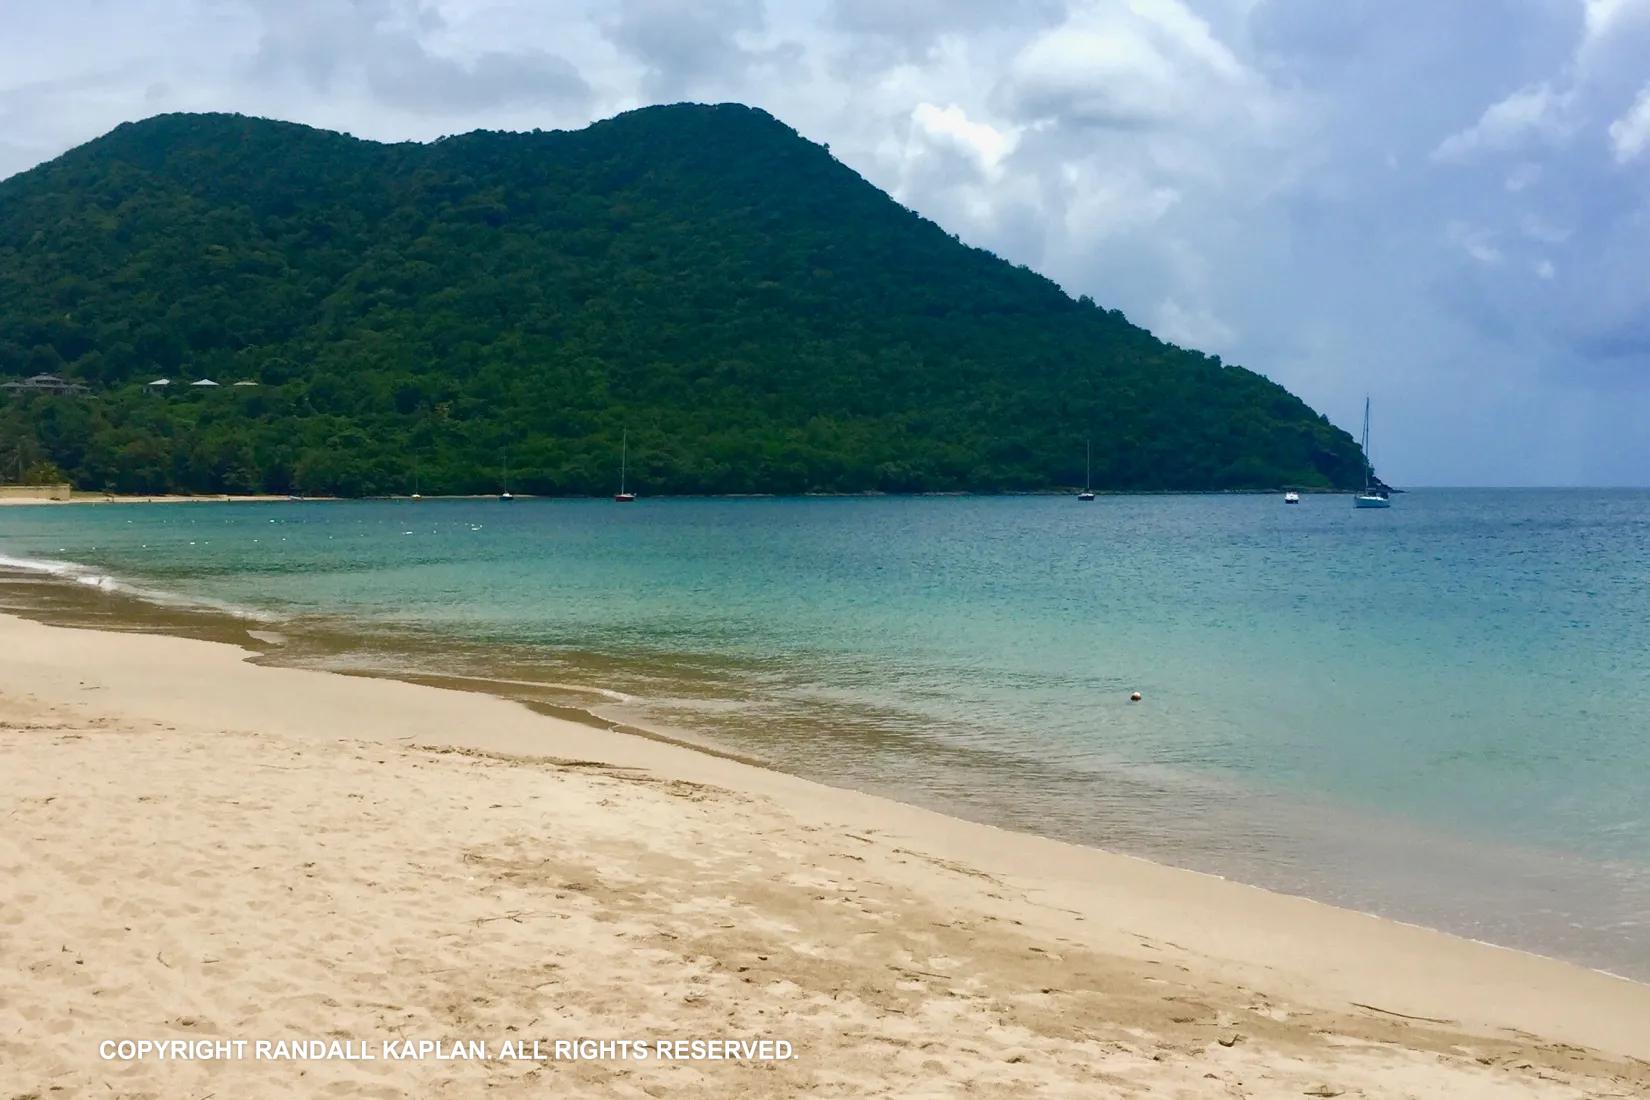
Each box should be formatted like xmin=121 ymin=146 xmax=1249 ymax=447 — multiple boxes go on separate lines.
xmin=0 ymin=105 xmax=1367 ymax=496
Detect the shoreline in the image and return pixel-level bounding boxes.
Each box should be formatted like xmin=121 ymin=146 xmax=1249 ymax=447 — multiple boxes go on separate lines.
xmin=0 ymin=492 xmax=324 ymax=506
xmin=0 ymin=487 xmax=1364 ymax=507
xmin=3 ymin=610 xmax=1650 ymax=1096
xmin=0 ymin=549 xmax=1646 ymax=985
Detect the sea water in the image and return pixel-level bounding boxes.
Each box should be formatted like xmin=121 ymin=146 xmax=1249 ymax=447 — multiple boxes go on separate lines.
xmin=2 ymin=491 xmax=1647 ymax=976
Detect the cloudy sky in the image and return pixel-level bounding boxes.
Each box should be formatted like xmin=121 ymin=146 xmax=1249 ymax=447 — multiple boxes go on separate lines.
xmin=3 ymin=0 xmax=1648 ymax=485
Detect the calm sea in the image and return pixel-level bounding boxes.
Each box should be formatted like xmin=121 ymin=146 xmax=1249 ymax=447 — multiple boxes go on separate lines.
xmin=3 ymin=491 xmax=1647 ymax=977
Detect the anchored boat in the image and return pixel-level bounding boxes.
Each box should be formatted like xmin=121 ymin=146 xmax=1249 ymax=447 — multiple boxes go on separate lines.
xmin=1353 ymin=397 xmax=1390 ymax=508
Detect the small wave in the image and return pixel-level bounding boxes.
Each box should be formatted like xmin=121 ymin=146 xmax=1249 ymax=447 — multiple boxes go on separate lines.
xmin=0 ymin=552 xmax=281 ymax=623
xmin=245 ymin=629 xmax=290 ymax=646
xmin=287 ymin=657 xmax=634 ymax=704
xmin=0 ymin=552 xmax=109 ymax=583
xmin=434 ymin=673 xmax=634 ymax=704
xmin=463 ymin=675 xmax=633 ymax=703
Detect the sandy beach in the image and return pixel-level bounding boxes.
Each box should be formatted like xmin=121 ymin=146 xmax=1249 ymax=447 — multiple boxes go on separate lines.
xmin=0 ymin=493 xmax=304 ymax=506
xmin=2 ymin=612 xmax=1647 ymax=1098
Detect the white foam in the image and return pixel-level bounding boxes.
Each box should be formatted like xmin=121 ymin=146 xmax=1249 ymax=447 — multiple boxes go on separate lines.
xmin=0 ymin=552 xmax=113 ymax=585
xmin=245 ymin=629 xmax=289 ymax=646
xmin=0 ymin=552 xmax=280 ymax=623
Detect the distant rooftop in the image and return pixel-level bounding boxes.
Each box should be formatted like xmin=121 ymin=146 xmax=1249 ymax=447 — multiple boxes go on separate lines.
xmin=2 ymin=373 xmax=88 ymax=395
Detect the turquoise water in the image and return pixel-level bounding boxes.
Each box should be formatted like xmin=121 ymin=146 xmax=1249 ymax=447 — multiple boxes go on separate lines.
xmin=3 ymin=491 xmax=1648 ymax=976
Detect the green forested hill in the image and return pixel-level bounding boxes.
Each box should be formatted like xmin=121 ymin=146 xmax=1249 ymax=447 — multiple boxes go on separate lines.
xmin=0 ymin=105 xmax=1366 ymax=495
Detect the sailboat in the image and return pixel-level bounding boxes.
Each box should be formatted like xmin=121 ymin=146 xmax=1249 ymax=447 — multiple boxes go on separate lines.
xmin=614 ymin=430 xmax=637 ymax=502
xmin=1353 ymin=397 xmax=1391 ymax=508
xmin=499 ymin=450 xmax=514 ymax=502
xmin=411 ymin=457 xmax=422 ymax=501
xmin=1077 ymin=438 xmax=1096 ymax=501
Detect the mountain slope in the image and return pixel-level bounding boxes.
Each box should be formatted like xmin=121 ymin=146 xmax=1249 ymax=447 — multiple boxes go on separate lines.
xmin=0 ymin=105 xmax=1366 ymax=495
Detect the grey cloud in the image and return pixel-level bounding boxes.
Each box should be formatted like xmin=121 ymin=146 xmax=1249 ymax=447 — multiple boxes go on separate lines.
xmin=1253 ymin=0 xmax=1575 ymax=162
xmin=0 ymin=66 xmax=165 ymax=179
xmin=1410 ymin=0 xmax=1650 ymax=392
xmin=827 ymin=0 xmax=1061 ymax=59
xmin=994 ymin=35 xmax=1180 ymax=130
xmin=364 ymin=42 xmax=589 ymax=114
xmin=0 ymin=140 xmax=52 ymax=182
xmin=999 ymin=72 xmax=1175 ymax=131
xmin=602 ymin=0 xmax=769 ymax=100
xmin=246 ymin=0 xmax=588 ymax=114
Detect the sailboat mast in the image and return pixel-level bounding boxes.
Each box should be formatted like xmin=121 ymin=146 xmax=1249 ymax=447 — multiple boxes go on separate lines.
xmin=1361 ymin=397 xmax=1372 ymax=491
xmin=620 ymin=431 xmax=627 ymax=495
xmin=1085 ymin=437 xmax=1091 ymax=492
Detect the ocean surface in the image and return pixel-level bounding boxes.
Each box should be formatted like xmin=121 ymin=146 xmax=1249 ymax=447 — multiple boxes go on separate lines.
xmin=3 ymin=490 xmax=1648 ymax=978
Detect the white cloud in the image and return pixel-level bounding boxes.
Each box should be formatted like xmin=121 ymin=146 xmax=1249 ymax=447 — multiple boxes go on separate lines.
xmin=1125 ymin=0 xmax=1244 ymax=81
xmin=998 ymin=0 xmax=1263 ymax=131
xmin=910 ymin=102 xmax=1016 ymax=173
xmin=1534 ymin=258 xmax=1557 ymax=279
xmin=1002 ymin=24 xmax=1183 ymax=129
xmin=1583 ymin=0 xmax=1648 ymax=45
xmin=1433 ymin=83 xmax=1571 ymax=162
xmin=1446 ymin=221 xmax=1503 ymax=265
xmin=1606 ymin=81 xmax=1650 ymax=161
xmin=1576 ymin=0 xmax=1650 ymax=75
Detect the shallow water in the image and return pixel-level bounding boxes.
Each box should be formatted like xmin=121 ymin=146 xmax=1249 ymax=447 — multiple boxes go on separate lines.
xmin=3 ymin=491 xmax=1647 ymax=977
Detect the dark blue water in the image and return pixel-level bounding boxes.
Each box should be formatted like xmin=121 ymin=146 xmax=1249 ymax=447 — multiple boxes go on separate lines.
xmin=3 ymin=490 xmax=1647 ymax=975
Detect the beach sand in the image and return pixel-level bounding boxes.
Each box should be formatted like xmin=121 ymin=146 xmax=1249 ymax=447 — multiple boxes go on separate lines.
xmin=2 ymin=613 xmax=1647 ymax=1098
xmin=0 ymin=493 xmax=309 ymax=506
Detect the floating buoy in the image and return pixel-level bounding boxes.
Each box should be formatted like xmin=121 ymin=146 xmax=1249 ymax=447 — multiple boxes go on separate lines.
xmin=1130 ymin=691 xmax=1142 ymax=702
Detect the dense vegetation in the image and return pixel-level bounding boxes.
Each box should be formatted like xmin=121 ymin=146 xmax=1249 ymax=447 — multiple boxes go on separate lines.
xmin=0 ymin=106 xmax=1367 ymax=495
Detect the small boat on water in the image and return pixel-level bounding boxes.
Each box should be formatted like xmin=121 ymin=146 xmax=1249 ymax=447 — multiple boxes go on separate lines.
xmin=614 ymin=430 xmax=636 ymax=502
xmin=1077 ymin=438 xmax=1095 ymax=501
xmin=1284 ymin=491 xmax=1300 ymax=504
xmin=500 ymin=451 xmax=514 ymax=502
xmin=1353 ymin=397 xmax=1391 ymax=508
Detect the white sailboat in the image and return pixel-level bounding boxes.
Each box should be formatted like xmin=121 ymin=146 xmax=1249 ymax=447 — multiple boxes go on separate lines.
xmin=1077 ymin=438 xmax=1095 ymax=501
xmin=499 ymin=450 xmax=514 ymax=502
xmin=1283 ymin=490 xmax=1300 ymax=504
xmin=614 ymin=430 xmax=636 ymax=502
xmin=1353 ymin=397 xmax=1390 ymax=508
